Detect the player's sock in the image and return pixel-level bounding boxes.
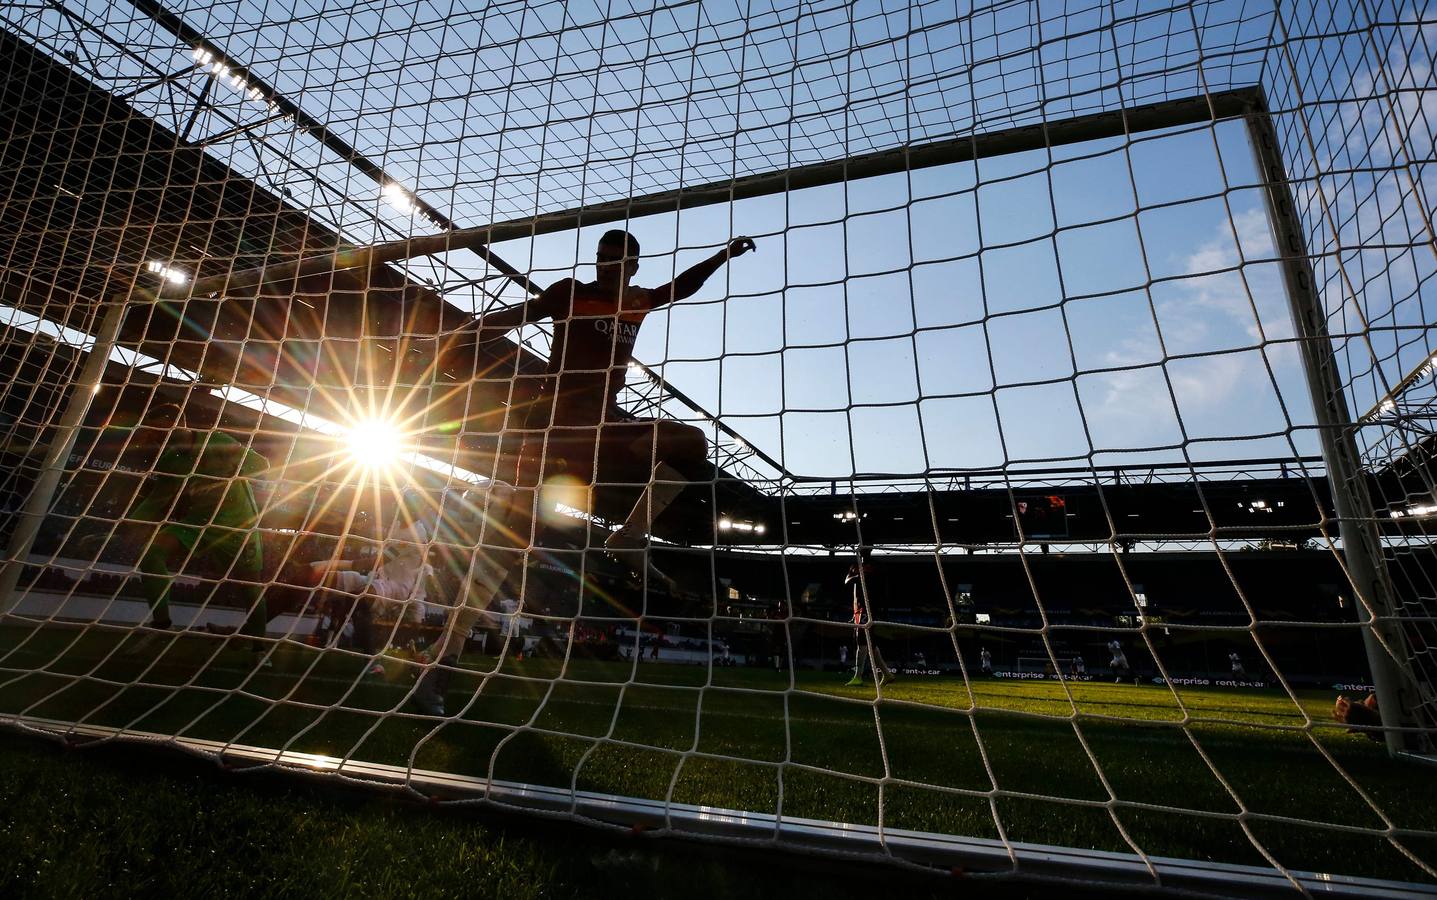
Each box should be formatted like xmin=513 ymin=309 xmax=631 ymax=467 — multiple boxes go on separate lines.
xmin=413 ymin=654 xmax=455 ymax=716
xmin=238 ymin=590 xmax=268 ymax=640
xmin=350 ymin=600 xmax=379 ymax=654
xmin=127 ymin=548 xmax=176 ymax=656
xmin=603 ymin=464 xmax=684 ymax=589
xmin=605 ymin=463 xmax=687 ymax=551
xmin=432 ymin=551 xmax=513 ymax=662
xmin=137 ymin=544 xmax=174 ymax=629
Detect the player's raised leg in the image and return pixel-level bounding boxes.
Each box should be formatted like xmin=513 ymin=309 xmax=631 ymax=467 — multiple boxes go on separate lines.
xmin=413 ymin=485 xmax=527 ymax=716
xmin=124 ymin=529 xmax=191 ymax=656
xmin=847 ymin=632 xmax=866 ymax=686
xmin=601 ymin=417 xmax=709 ymax=589
xmin=135 ymin=530 xmax=188 ymax=630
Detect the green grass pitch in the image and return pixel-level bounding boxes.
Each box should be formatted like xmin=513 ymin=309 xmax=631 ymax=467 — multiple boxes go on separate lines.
xmin=0 ymin=623 xmax=1432 ymax=886
xmin=0 ymin=729 xmax=992 ymax=900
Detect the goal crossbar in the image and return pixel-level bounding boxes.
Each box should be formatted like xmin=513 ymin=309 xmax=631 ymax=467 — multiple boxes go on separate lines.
xmin=178 ymin=88 xmax=1265 ymax=302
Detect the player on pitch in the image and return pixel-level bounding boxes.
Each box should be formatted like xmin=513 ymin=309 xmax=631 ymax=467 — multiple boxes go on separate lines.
xmin=845 ymin=546 xmax=895 ymax=687
xmin=122 ymin=402 xmax=272 ymax=664
xmin=36 ymin=401 xmax=274 ymax=665
xmin=4 ymin=399 xmax=273 ymax=666
xmin=412 ymin=230 xmax=756 ymax=715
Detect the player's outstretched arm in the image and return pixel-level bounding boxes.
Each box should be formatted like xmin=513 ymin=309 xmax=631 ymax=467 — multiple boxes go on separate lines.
xmin=0 ymin=426 xmax=123 ymax=461
xmin=309 ymin=555 xmax=378 ymax=579
xmin=0 ymin=439 xmax=49 ymax=458
xmin=460 ymin=278 xmax=575 ymax=343
xmin=649 ymin=237 xmax=756 ymax=308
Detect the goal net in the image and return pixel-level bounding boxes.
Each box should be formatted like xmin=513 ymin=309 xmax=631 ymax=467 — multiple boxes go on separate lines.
xmin=1 ymin=0 xmax=1435 ymax=893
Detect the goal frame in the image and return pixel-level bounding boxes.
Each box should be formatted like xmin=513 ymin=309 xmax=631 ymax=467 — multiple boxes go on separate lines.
xmin=2 ymin=714 xmax=1430 ymax=899
xmin=153 ymin=86 xmax=1437 ymax=753
xmin=2 ymin=84 xmax=1432 ymax=892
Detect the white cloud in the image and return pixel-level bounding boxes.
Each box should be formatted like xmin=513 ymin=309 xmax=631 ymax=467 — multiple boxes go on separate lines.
xmin=1084 ymin=205 xmax=1307 ymax=447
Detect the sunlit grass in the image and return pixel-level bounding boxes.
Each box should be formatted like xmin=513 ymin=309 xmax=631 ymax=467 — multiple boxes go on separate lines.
xmin=0 ymin=624 xmax=1431 ymax=885
xmin=0 ymin=731 xmax=951 ymax=900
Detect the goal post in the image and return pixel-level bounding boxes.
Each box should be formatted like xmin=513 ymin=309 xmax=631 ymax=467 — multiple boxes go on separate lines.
xmin=1243 ymin=102 xmax=1435 ymax=757
xmin=0 ymin=293 xmax=131 ymax=616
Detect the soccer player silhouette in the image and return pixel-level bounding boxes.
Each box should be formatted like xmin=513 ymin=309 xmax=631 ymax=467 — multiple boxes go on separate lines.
xmin=414 ymin=231 xmax=755 ymax=715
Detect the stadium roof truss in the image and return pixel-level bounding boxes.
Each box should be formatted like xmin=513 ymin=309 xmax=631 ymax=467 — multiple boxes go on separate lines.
xmin=0 ymin=2 xmax=776 ymax=489
xmin=5 ymin=0 xmax=1431 ymax=547
xmin=0 ymin=15 xmax=1410 ymax=548
xmin=0 ymin=4 xmax=1340 ymax=497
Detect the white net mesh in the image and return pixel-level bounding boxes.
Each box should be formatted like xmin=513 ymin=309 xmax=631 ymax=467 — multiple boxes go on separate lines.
xmin=1 ymin=0 xmax=1436 ymax=892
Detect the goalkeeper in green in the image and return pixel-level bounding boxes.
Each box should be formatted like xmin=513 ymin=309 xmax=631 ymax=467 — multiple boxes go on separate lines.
xmin=118 ymin=402 xmax=272 ymax=664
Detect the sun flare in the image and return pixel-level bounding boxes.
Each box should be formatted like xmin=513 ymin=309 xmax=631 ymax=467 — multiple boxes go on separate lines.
xmin=345 ymin=418 xmax=404 ymax=470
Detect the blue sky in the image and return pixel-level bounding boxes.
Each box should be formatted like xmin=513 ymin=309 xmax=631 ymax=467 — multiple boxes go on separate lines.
xmin=7 ymin=0 xmax=1437 ymax=482
xmin=487 ymin=117 xmax=1318 ymax=477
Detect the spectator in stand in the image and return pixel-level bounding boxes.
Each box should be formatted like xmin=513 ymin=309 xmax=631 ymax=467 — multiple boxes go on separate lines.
xmin=1228 ymin=650 xmax=1245 ymax=675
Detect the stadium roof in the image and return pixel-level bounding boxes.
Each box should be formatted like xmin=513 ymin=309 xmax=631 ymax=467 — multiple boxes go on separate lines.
xmin=0 ymin=26 xmax=767 ymax=524
xmin=0 ymin=23 xmax=522 ymax=439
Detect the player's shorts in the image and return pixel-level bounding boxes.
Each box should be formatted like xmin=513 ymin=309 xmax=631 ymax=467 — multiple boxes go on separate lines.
xmin=330 ymin=571 xmax=423 ymax=623
xmin=516 ymin=409 xmax=666 ymax=487
xmin=159 ymin=523 xmax=262 ymax=577
xmin=331 ymin=570 xmax=371 ymax=595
